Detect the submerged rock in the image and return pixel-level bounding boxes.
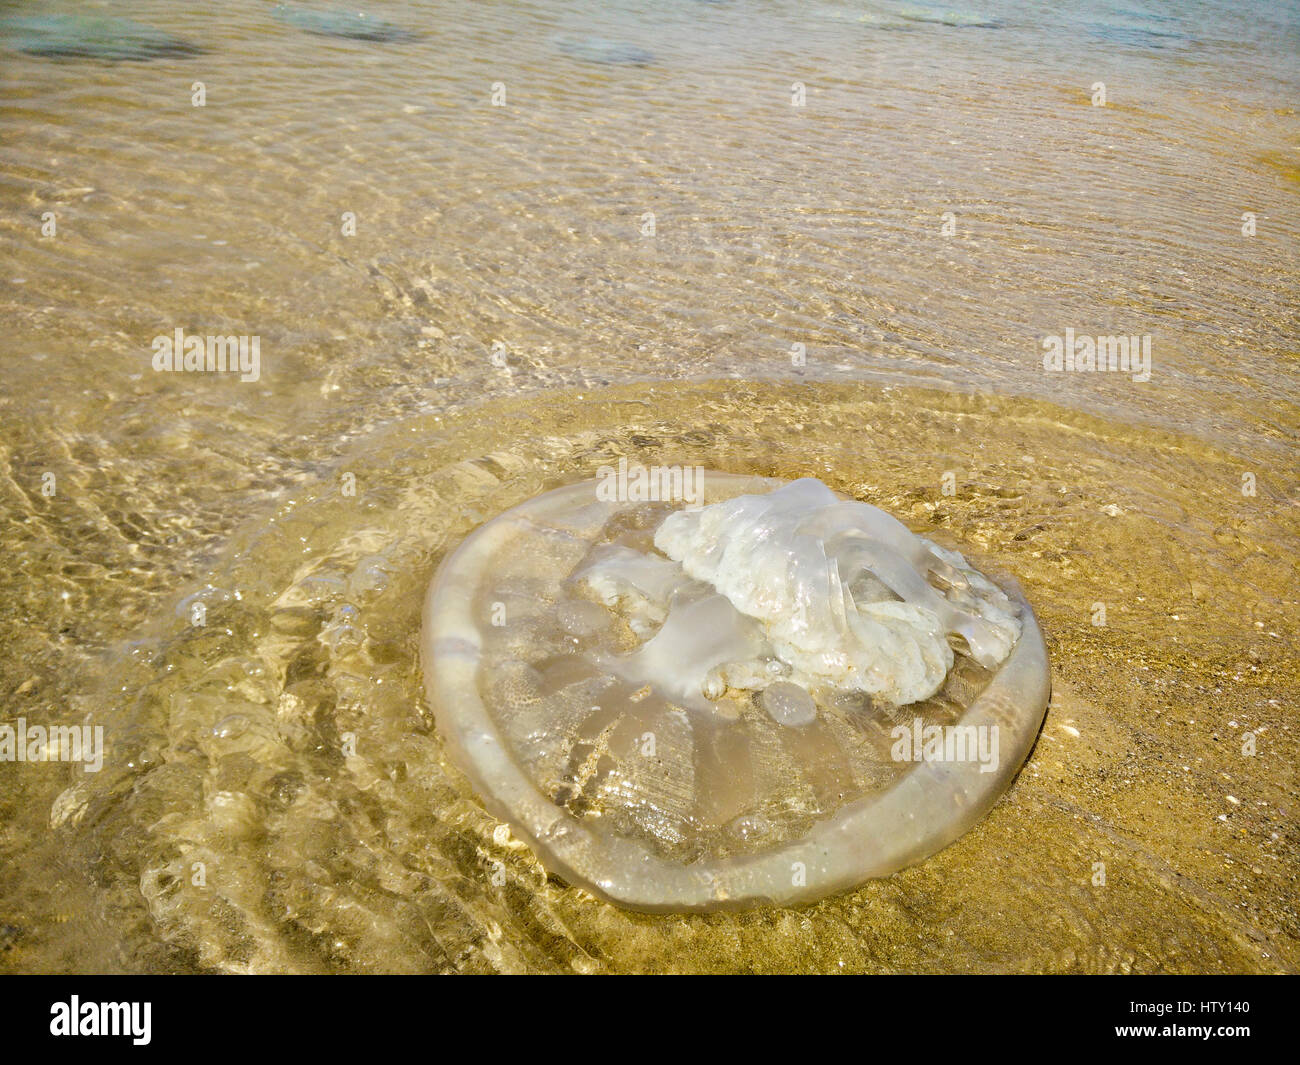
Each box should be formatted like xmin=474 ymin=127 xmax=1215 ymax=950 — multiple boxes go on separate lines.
xmin=272 ymin=4 xmax=418 ymax=43
xmin=0 ymin=14 xmax=204 ymax=61
xmin=423 ymin=473 xmax=1050 ymax=911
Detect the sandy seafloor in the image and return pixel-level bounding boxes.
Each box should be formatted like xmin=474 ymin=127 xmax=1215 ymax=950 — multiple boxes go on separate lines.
xmin=0 ymin=0 xmax=1297 ymax=972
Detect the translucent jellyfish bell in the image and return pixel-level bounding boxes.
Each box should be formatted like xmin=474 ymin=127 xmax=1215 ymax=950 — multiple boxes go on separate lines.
xmin=422 ymin=473 xmax=1050 ymax=912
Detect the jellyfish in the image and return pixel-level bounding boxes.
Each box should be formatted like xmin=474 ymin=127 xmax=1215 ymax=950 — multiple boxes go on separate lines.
xmin=555 ymin=37 xmax=655 ymax=67
xmin=893 ymin=8 xmax=1004 ymax=30
xmin=0 ymin=15 xmax=204 ymax=61
xmin=272 ymin=5 xmax=418 ymax=43
xmin=422 ymin=474 xmax=1050 ymax=911
xmin=1083 ymin=22 xmax=1189 ymax=49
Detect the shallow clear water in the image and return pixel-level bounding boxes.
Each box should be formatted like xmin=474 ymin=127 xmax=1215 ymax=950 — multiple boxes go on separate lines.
xmin=0 ymin=0 xmax=1296 ymax=972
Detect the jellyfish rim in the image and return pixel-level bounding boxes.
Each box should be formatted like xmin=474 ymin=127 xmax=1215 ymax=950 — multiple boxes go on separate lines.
xmin=421 ymin=473 xmax=1051 ymax=913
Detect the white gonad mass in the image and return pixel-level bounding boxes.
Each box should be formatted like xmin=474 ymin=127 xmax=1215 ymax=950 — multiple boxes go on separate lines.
xmin=423 ymin=473 xmax=1051 ymax=911
xmin=608 ymin=483 xmax=1024 ymax=717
